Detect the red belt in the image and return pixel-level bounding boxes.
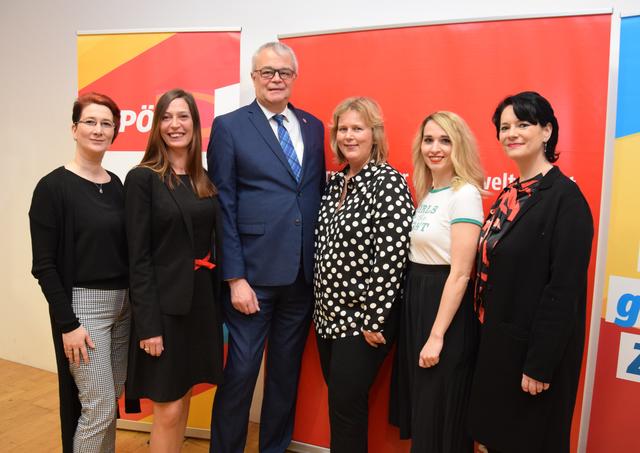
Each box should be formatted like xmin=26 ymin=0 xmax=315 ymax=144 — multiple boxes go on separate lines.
xmin=194 ymin=251 xmax=216 ymax=271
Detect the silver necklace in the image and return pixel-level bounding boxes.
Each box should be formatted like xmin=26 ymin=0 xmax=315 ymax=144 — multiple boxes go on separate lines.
xmin=94 ymin=183 xmax=103 ymax=194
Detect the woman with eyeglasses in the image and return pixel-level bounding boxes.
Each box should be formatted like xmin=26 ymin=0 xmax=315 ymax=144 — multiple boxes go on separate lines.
xmin=124 ymin=89 xmax=224 ymax=451
xmin=467 ymin=92 xmax=593 ymax=453
xmin=30 ymin=92 xmax=130 ymax=452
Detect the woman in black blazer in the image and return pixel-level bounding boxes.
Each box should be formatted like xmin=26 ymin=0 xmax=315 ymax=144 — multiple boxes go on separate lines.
xmin=125 ymin=89 xmax=223 ymax=451
xmin=467 ymin=91 xmax=593 ymax=453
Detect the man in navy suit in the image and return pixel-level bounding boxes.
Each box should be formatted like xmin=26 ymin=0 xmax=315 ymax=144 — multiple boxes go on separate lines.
xmin=207 ymin=42 xmax=325 ymax=453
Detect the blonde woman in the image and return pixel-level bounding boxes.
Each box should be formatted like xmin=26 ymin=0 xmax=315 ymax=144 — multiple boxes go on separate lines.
xmin=391 ymin=111 xmax=484 ymax=453
xmin=314 ymin=97 xmax=413 ymax=452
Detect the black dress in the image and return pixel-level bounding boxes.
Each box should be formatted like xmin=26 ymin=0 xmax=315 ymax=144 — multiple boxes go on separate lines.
xmin=126 ymin=175 xmax=224 ymax=402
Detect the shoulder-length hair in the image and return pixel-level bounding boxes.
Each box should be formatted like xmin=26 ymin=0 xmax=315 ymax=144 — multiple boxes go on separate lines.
xmin=139 ymin=89 xmax=216 ymax=198
xmin=412 ymin=111 xmax=485 ymax=203
xmin=329 ymin=97 xmax=388 ymax=165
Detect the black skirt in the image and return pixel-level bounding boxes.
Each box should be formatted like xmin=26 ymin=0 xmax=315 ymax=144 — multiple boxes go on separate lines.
xmin=126 ymin=267 xmax=224 ymax=402
xmin=390 ymin=262 xmax=478 ymax=453
xmin=126 ymin=178 xmax=224 ymax=403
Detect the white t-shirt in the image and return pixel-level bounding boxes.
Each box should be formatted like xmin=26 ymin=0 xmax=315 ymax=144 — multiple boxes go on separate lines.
xmin=409 ymin=183 xmax=483 ymax=265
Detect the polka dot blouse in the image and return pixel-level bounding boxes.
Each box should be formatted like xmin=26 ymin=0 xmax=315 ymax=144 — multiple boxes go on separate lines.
xmin=313 ymin=162 xmax=413 ymax=339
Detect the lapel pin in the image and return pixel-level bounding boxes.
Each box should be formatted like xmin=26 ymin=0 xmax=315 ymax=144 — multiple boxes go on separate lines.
xmin=302 ymin=118 xmax=308 ymax=124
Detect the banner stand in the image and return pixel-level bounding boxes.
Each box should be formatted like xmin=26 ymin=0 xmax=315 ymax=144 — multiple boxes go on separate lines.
xmin=77 ymin=27 xmax=241 ymax=437
xmin=577 ymin=9 xmax=621 ymax=453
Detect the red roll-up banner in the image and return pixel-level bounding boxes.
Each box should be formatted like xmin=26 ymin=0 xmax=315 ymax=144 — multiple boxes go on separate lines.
xmin=283 ymin=13 xmax=610 ymax=452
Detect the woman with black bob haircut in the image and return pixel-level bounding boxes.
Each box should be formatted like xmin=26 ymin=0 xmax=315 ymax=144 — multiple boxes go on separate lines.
xmin=30 ymin=92 xmax=129 ymax=452
xmin=124 ymin=88 xmax=224 ymax=451
xmin=494 ymin=91 xmax=560 ymax=162
xmin=467 ymin=91 xmax=593 ymax=453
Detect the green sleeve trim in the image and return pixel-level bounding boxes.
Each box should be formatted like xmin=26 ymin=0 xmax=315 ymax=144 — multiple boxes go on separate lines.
xmin=451 ymin=217 xmax=482 ymax=226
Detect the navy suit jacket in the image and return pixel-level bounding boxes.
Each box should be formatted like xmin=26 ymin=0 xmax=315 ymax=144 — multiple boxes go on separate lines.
xmin=207 ymin=100 xmax=325 ymax=286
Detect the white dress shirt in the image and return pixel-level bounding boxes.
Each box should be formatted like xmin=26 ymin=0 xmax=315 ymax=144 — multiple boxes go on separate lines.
xmin=257 ymin=101 xmax=305 ymax=164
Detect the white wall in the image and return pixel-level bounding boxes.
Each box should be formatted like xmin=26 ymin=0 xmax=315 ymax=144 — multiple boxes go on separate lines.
xmin=1 ymin=0 xmax=636 ymax=372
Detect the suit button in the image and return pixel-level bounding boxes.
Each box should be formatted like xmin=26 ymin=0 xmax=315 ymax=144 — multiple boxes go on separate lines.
xmin=294 ymin=218 xmax=301 ymax=226
xmin=297 ymin=191 xmax=302 ymax=197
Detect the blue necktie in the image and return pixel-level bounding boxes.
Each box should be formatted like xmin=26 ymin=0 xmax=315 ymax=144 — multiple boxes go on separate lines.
xmin=273 ymin=114 xmax=302 ymax=182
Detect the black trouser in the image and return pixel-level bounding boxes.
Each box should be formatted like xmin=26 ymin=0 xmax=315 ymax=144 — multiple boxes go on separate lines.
xmin=316 ymin=333 xmax=392 ymax=453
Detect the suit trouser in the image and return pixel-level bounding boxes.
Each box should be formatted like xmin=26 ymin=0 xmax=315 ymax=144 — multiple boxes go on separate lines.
xmin=210 ymin=270 xmax=312 ymax=453
xmin=316 ymin=333 xmax=392 ymax=453
xmin=69 ymin=288 xmax=130 ymax=453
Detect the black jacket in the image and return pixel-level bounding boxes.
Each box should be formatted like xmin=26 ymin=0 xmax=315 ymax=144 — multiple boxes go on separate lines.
xmin=468 ymin=166 xmax=593 ymax=453
xmin=124 ymin=166 xmax=222 ymax=341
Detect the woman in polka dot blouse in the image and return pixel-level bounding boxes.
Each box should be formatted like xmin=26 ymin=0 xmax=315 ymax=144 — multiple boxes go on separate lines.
xmin=390 ymin=111 xmax=485 ymax=453
xmin=313 ymin=97 xmax=413 ymax=453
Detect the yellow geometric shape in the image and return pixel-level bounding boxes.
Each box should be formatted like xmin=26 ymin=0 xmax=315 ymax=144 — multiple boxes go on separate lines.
xmin=602 ymin=132 xmax=640 ymax=317
xmin=78 ymin=33 xmax=174 ymax=89
xmin=186 ymin=387 xmax=217 ymax=429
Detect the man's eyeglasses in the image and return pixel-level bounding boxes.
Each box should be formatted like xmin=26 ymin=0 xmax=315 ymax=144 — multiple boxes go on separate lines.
xmin=76 ymin=119 xmax=116 ymax=130
xmin=253 ymin=67 xmax=296 ymax=81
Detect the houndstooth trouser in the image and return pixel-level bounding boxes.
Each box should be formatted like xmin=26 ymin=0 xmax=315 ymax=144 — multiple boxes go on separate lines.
xmin=69 ymin=287 xmax=130 ymax=453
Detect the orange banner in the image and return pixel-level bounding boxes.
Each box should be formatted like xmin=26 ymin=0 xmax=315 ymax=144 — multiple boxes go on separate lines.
xmin=78 ymin=29 xmax=240 ymax=433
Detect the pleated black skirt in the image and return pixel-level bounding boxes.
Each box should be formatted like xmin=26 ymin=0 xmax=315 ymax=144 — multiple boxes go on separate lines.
xmin=390 ymin=262 xmax=479 ymax=453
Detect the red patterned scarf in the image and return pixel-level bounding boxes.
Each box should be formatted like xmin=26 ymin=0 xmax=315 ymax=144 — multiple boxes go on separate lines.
xmin=474 ymin=174 xmax=543 ymax=322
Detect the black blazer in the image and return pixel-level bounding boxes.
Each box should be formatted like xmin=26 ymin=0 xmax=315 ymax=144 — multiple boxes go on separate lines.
xmin=468 ymin=166 xmax=593 ymax=453
xmin=124 ymin=166 xmax=222 ymax=340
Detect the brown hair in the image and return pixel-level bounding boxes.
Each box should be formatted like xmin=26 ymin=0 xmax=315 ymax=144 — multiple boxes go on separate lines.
xmin=139 ymin=89 xmax=216 ymax=198
xmin=329 ymin=97 xmax=388 ymax=165
xmin=72 ymin=92 xmax=121 ymax=142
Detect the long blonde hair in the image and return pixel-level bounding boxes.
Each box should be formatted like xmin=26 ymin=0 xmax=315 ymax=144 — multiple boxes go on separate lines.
xmin=139 ymin=88 xmax=216 ymax=198
xmin=412 ymin=111 xmax=485 ymax=203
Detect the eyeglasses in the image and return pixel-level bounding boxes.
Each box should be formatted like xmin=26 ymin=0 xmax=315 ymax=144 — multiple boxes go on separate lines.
xmin=76 ymin=119 xmax=116 ymax=130
xmin=253 ymin=67 xmax=296 ymax=81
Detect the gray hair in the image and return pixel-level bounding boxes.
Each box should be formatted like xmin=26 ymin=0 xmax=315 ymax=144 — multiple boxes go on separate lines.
xmin=251 ymin=41 xmax=299 ymax=73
